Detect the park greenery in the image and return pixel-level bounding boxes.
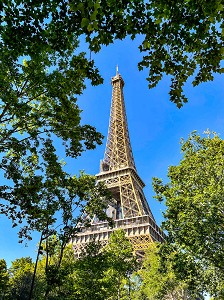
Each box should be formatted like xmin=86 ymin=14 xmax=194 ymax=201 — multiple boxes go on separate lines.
xmin=0 ymin=230 xmax=137 ymax=300
xmin=153 ymin=131 xmax=224 ymax=299
xmin=0 ymin=1 xmax=224 ymax=300
xmin=0 ymin=230 xmax=211 ymax=300
xmin=133 ymin=243 xmax=193 ymax=300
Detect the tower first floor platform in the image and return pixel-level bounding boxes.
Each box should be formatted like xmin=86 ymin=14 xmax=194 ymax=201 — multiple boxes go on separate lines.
xmin=72 ymin=215 xmax=165 ymax=258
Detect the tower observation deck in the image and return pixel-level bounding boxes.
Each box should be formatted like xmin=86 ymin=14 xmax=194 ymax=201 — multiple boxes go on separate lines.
xmin=72 ymin=71 xmax=164 ymax=257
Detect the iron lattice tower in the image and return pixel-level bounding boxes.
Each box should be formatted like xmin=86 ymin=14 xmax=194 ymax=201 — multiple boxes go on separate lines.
xmin=72 ymin=70 xmax=164 ymax=257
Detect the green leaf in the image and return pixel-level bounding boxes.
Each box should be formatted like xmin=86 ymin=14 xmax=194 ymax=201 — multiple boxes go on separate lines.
xmin=81 ymin=18 xmax=89 ymax=28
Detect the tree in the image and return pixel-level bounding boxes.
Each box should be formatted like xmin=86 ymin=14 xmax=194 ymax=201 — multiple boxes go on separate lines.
xmin=2 ymin=1 xmax=224 ymax=108
xmin=153 ymin=131 xmax=224 ymax=298
xmin=137 ymin=0 xmax=224 ymax=107
xmin=71 ymin=241 xmax=110 ymax=300
xmin=70 ymin=230 xmax=137 ymax=300
xmin=104 ymin=229 xmax=137 ymax=300
xmin=2 ymin=231 xmax=137 ymax=300
xmin=35 ymin=241 xmax=78 ymax=300
xmin=0 ymin=48 xmax=108 ymax=237
xmin=24 ymin=175 xmax=113 ymax=299
xmin=0 ymin=259 xmax=9 ymax=299
xmin=7 ymin=257 xmax=41 ymax=300
xmin=1 ymin=0 xmax=116 ymax=242
xmin=1 ymin=2 xmax=113 ymax=296
xmin=2 ymin=245 xmax=76 ymax=300
xmin=133 ymin=242 xmax=202 ymax=300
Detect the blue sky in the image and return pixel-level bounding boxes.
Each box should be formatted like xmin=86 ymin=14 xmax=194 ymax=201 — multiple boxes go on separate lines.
xmin=1 ymin=36 xmax=224 ymax=270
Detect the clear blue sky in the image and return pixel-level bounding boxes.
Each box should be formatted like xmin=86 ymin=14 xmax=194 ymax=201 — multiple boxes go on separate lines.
xmin=1 ymin=36 xmax=224 ymax=268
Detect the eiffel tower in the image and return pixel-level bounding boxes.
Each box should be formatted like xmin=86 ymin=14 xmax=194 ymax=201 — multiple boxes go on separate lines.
xmin=72 ymin=69 xmax=164 ymax=257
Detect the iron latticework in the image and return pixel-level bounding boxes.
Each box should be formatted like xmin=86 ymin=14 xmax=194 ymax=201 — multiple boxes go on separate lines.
xmin=103 ymin=73 xmax=136 ymax=172
xmin=72 ymin=70 xmax=164 ymax=257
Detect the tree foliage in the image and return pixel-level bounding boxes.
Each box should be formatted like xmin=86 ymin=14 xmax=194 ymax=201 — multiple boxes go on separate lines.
xmin=104 ymin=229 xmax=137 ymax=300
xmin=0 ymin=0 xmax=115 ymax=242
xmin=72 ymin=242 xmax=110 ymax=300
xmin=7 ymin=257 xmax=37 ymax=300
xmin=0 ymin=230 xmax=137 ymax=300
xmin=2 ymin=0 xmax=224 ymax=107
xmin=0 ymin=259 xmax=9 ymax=299
xmin=133 ymin=242 xmax=203 ymax=300
xmin=138 ymin=0 xmax=224 ymax=107
xmin=71 ymin=229 xmax=137 ymax=300
xmin=153 ymin=131 xmax=224 ymax=298
xmin=36 ymin=241 xmax=77 ymax=300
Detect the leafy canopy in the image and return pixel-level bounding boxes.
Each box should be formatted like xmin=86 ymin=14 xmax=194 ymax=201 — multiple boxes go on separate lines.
xmin=153 ymin=131 xmax=224 ymax=298
xmin=73 ymin=229 xmax=137 ymax=300
xmin=1 ymin=0 xmax=224 ymax=107
xmin=0 ymin=230 xmax=137 ymax=300
xmin=133 ymin=242 xmax=199 ymax=300
xmin=0 ymin=259 xmax=9 ymax=297
xmin=0 ymin=0 xmax=114 ymax=241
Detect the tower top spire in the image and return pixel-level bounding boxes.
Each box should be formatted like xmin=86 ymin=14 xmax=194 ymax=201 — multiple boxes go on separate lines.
xmin=100 ymin=72 xmax=135 ymax=173
xmin=116 ymin=64 xmax=119 ymax=75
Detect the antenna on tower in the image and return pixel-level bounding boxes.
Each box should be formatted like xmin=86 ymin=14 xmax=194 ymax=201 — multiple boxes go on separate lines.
xmin=116 ymin=65 xmax=119 ymax=75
